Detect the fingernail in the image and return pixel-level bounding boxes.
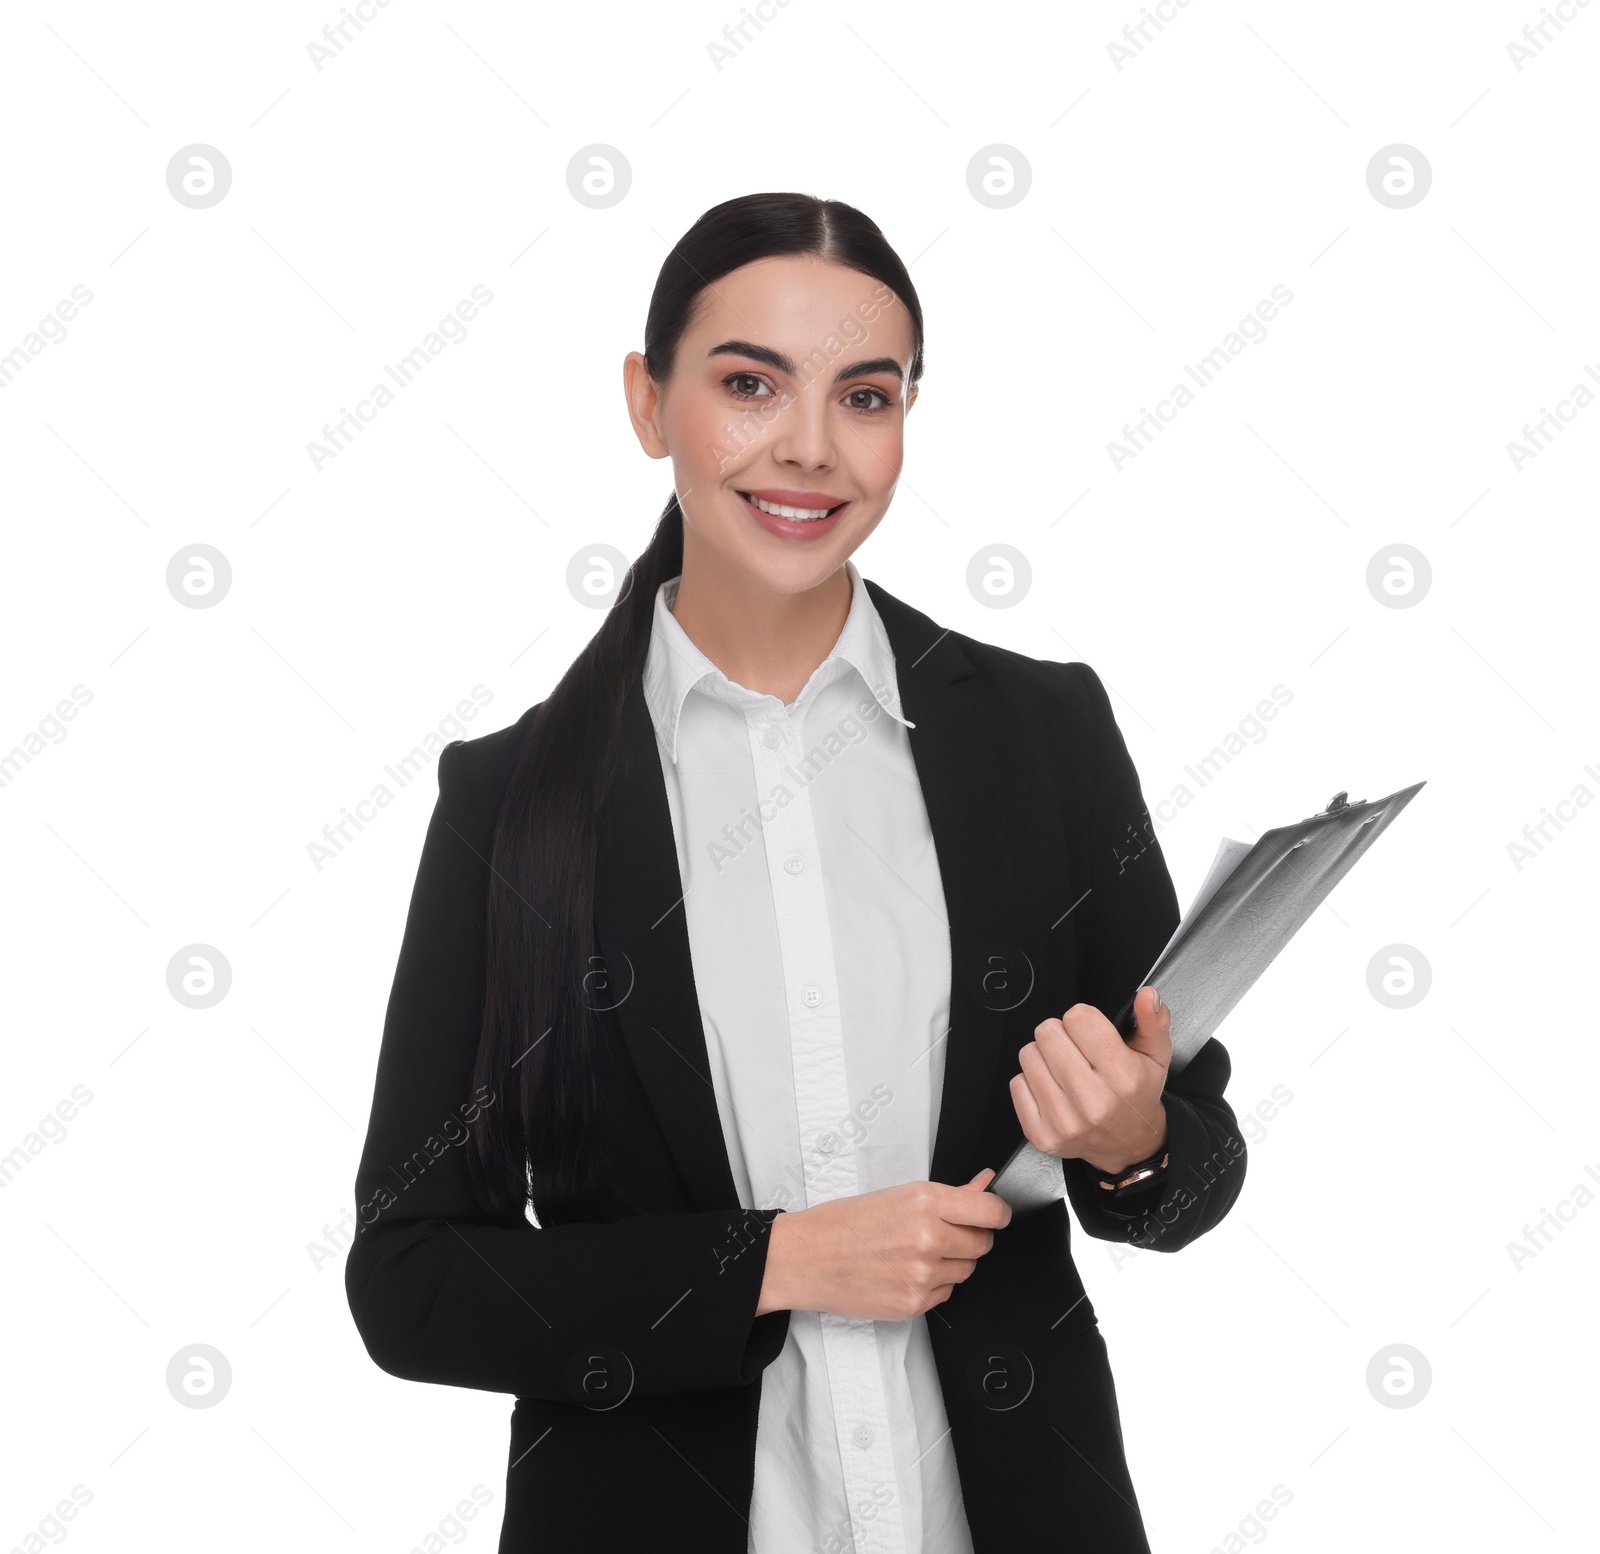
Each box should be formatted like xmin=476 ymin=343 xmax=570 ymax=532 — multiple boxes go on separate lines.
xmin=1151 ymin=988 xmax=1163 ymax=1013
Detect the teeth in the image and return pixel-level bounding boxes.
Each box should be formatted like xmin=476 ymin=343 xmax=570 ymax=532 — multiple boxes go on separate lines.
xmin=746 ymin=493 xmax=837 ymax=520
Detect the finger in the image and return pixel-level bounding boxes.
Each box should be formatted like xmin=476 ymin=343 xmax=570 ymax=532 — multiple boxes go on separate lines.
xmin=939 ymin=1180 xmax=1013 ymax=1228
xmin=1058 ymin=1002 xmax=1141 ymax=1082
xmin=1035 ymin=1013 xmax=1112 ymax=1090
xmin=1018 ymin=1038 xmax=1099 ymax=1142
xmin=964 ymin=1167 xmax=997 ymax=1189
xmin=1011 ymin=1066 xmax=1087 ymax=1159
xmin=1125 ymin=986 xmax=1173 ymax=1070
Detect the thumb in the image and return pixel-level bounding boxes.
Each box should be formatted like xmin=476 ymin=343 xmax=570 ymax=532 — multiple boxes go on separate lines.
xmin=1126 ymin=986 xmax=1173 ymax=1068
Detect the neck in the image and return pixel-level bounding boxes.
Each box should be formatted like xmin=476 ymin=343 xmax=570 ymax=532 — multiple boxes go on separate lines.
xmin=669 ymin=532 xmax=853 ymax=706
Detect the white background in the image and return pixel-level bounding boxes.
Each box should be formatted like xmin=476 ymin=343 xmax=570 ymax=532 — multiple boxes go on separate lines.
xmin=2 ymin=2 xmax=1595 ymax=1550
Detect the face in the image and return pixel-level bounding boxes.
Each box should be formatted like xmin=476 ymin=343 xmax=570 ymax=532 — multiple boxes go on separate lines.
xmin=624 ymin=254 xmax=918 ymax=596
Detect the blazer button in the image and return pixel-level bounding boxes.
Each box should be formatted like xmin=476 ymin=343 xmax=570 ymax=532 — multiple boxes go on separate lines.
xmin=853 ymin=1424 xmax=874 ymax=1449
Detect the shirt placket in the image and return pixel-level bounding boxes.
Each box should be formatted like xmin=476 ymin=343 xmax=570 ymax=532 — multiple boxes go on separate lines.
xmin=742 ymin=690 xmax=907 ymax=1554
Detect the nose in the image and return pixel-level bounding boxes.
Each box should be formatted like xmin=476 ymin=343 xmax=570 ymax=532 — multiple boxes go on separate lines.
xmin=767 ymin=377 xmax=837 ymax=473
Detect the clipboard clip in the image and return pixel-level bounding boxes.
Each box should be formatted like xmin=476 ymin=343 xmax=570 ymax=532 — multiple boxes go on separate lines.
xmin=1317 ymin=790 xmax=1361 ymax=816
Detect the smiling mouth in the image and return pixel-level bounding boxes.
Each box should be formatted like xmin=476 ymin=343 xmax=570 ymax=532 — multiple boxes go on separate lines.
xmin=737 ymin=491 xmax=847 ymax=522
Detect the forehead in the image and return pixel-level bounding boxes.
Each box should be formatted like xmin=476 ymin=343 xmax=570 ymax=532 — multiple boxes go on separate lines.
xmin=682 ymin=254 xmax=915 ymax=362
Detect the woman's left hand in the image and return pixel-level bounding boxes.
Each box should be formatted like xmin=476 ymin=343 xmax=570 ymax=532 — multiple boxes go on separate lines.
xmin=1009 ymin=986 xmax=1171 ymax=1176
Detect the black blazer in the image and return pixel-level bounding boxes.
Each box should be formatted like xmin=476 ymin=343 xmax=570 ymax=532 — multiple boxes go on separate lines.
xmin=345 ymin=577 xmax=1246 ymax=1552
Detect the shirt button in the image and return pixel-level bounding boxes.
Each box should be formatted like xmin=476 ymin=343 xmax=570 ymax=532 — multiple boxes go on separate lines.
xmin=817 ymin=1131 xmax=840 ymax=1154
xmin=783 ymin=854 xmax=805 ymax=875
xmin=800 ymin=984 xmax=822 ymax=1008
xmin=761 ymin=726 xmax=784 ymax=748
xmin=853 ymin=1424 xmax=874 ymax=1450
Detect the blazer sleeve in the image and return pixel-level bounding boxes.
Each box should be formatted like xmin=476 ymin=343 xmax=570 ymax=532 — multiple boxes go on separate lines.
xmin=344 ymin=737 xmax=792 ymax=1400
xmin=1059 ymin=662 xmax=1248 ymax=1253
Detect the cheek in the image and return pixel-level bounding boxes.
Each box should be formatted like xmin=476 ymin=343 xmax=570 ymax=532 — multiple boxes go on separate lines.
xmin=844 ymin=419 xmax=905 ymax=499
xmin=662 ymin=393 xmax=735 ymax=485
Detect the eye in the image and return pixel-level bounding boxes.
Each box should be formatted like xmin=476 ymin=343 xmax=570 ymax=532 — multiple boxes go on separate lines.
xmin=723 ymin=371 xmax=774 ymax=401
xmin=843 ymin=386 xmax=892 ymax=413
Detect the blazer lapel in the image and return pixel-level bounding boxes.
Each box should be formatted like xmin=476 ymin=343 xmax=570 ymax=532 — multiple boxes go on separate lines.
xmin=863 ymin=579 xmax=1023 ymax=1187
xmin=591 ymin=579 xmax=1023 ymax=1214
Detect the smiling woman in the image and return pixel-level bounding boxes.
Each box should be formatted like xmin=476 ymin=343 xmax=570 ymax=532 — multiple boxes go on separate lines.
xmin=345 ymin=191 xmax=1246 ymax=1554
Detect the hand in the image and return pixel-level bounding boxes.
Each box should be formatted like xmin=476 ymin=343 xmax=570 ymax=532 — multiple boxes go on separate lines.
xmin=756 ymin=1169 xmax=1011 ymax=1321
xmin=1009 ymin=986 xmax=1171 ymax=1176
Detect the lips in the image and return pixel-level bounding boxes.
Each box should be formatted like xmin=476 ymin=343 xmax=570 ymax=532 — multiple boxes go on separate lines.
xmin=737 ymin=489 xmax=848 ymax=521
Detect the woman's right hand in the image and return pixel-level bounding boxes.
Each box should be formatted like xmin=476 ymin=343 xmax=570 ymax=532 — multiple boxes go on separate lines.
xmin=756 ymin=1168 xmax=1012 ymax=1321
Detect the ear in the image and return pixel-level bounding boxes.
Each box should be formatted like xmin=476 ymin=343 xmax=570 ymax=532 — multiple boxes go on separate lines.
xmin=905 ymin=382 xmax=918 ymax=414
xmin=623 ymin=351 xmax=670 ymax=460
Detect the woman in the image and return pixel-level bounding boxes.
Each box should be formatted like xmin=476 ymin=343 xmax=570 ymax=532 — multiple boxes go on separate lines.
xmin=345 ymin=192 xmax=1246 ymax=1553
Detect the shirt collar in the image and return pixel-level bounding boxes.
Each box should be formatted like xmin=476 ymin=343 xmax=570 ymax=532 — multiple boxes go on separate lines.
xmin=642 ymin=558 xmax=914 ymax=764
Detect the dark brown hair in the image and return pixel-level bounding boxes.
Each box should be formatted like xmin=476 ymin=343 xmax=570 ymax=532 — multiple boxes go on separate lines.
xmin=467 ymin=192 xmax=926 ymax=1220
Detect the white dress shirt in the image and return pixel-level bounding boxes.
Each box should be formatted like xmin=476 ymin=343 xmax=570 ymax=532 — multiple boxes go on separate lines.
xmin=642 ymin=560 xmax=976 ymax=1554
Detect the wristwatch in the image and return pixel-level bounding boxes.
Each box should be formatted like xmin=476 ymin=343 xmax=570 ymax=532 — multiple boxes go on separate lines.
xmin=1091 ymin=1146 xmax=1169 ymax=1199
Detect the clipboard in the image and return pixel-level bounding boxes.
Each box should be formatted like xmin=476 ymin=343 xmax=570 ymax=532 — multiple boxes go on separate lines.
xmin=988 ymin=781 xmax=1425 ymax=1215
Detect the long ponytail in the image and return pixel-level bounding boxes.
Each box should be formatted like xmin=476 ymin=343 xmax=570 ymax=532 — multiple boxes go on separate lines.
xmin=467 ymin=193 xmax=924 ymax=1222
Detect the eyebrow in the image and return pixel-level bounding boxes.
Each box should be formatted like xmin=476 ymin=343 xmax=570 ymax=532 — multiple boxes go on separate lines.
xmin=707 ymin=339 xmax=904 ymax=385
